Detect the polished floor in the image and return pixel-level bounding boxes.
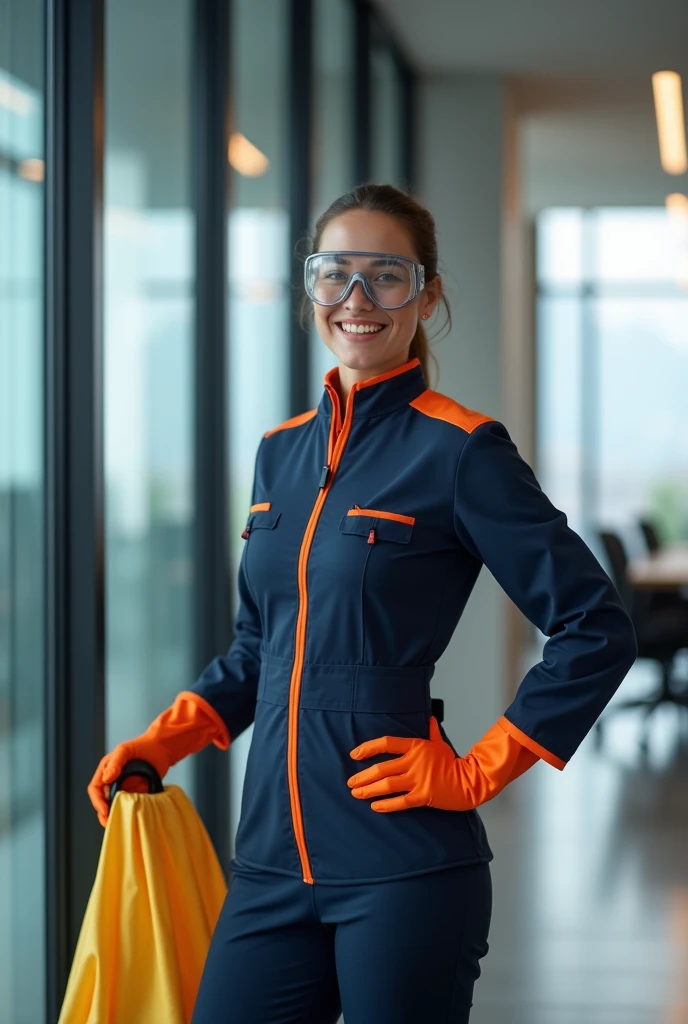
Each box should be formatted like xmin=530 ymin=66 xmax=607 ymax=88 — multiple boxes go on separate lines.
xmin=469 ymin=656 xmax=688 ymax=1024
xmin=330 ymin=656 xmax=688 ymax=1024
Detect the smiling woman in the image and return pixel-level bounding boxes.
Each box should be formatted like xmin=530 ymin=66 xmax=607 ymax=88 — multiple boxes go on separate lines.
xmin=298 ymin=185 xmax=453 ymax=404
xmin=184 ymin=183 xmax=636 ymax=1023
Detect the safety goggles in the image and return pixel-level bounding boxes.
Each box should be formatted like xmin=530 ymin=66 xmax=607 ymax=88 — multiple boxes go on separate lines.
xmin=304 ymin=251 xmax=426 ymax=310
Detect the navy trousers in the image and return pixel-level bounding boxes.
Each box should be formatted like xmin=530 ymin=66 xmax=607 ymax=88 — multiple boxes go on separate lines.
xmin=191 ymin=860 xmax=492 ymax=1024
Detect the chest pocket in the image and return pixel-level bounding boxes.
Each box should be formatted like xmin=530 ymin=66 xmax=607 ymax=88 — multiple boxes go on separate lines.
xmin=241 ymin=503 xmax=281 ymax=538
xmin=335 ymin=506 xmax=417 ymax=660
xmin=241 ymin=504 xmax=282 ymax=604
xmin=339 ymin=505 xmax=415 ymax=545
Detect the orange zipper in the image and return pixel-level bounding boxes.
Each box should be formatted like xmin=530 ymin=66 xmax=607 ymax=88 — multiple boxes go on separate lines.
xmin=287 ymin=380 xmax=350 ymax=884
xmin=347 ymin=505 xmax=415 ymax=526
xmin=250 ymin=501 xmax=271 ymax=512
xmin=288 ymin=359 xmax=416 ymax=884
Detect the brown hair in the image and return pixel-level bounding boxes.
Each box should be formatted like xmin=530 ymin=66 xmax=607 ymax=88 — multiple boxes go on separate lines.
xmin=298 ymin=183 xmax=452 ymax=387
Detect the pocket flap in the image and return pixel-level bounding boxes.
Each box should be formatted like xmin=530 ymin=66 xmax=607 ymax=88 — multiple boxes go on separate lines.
xmin=339 ymin=512 xmax=413 ymax=544
xmin=247 ymin=509 xmax=281 ymax=530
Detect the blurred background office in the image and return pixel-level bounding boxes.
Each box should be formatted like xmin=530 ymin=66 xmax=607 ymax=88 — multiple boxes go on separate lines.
xmin=1 ymin=0 xmax=687 ymax=1021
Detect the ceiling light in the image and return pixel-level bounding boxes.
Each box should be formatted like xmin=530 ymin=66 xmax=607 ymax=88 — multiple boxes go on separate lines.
xmin=666 ymin=194 xmax=688 ymax=288
xmin=19 ymin=158 xmax=44 ymax=182
xmin=228 ymin=133 xmax=269 ymax=177
xmin=666 ymin=192 xmax=688 ymax=221
xmin=652 ymin=71 xmax=687 ymax=175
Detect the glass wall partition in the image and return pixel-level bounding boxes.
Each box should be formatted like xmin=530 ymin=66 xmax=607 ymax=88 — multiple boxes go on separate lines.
xmin=227 ymin=0 xmax=291 ymax=851
xmin=103 ymin=0 xmax=196 ymax=797
xmin=0 ymin=0 xmax=46 ymax=1020
xmin=0 ymin=1 xmax=417 ymax=1012
xmin=370 ymin=40 xmax=403 ymax=187
xmin=309 ymin=0 xmax=357 ymax=403
xmin=537 ymin=207 xmax=688 ymax=548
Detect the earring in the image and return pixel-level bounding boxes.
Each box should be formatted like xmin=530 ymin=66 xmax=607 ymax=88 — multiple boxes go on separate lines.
xmin=422 ymin=313 xmax=429 ymax=320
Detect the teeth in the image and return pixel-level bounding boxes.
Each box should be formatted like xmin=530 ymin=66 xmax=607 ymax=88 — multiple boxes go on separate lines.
xmin=339 ymin=323 xmax=383 ymax=334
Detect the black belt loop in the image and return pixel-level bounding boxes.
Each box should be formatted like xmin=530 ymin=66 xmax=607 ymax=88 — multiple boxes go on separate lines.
xmin=431 ymin=697 xmax=444 ymax=723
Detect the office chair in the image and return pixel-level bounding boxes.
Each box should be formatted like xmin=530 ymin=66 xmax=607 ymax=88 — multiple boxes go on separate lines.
xmin=595 ymin=530 xmax=688 ymax=751
xmin=639 ymin=518 xmax=661 ymax=553
xmin=638 ymin=516 xmax=688 ymax=614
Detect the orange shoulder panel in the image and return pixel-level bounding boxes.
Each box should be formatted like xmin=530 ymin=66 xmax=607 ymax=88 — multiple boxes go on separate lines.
xmin=264 ymin=407 xmax=318 ymax=438
xmin=409 ymin=389 xmax=494 ymax=434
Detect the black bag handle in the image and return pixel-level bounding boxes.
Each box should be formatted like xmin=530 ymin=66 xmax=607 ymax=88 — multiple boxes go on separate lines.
xmin=107 ymin=759 xmax=164 ymax=806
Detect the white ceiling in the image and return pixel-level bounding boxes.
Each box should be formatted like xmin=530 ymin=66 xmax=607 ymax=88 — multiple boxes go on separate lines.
xmin=373 ymin=0 xmax=688 ymax=80
xmin=373 ymin=0 xmax=688 ymax=210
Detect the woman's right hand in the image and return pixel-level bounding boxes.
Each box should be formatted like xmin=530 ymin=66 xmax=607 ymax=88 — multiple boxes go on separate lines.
xmin=87 ymin=691 xmax=230 ymax=827
xmin=87 ymin=741 xmax=167 ymax=827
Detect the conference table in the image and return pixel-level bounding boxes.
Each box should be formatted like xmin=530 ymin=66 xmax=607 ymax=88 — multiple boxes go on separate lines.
xmin=627 ymin=542 xmax=688 ymax=592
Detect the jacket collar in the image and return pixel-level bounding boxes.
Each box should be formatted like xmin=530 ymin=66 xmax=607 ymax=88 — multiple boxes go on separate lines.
xmin=317 ymin=356 xmax=427 ymax=422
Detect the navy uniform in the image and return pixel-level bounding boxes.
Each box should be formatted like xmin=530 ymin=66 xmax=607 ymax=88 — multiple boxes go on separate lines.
xmin=190 ymin=355 xmax=636 ymax=1023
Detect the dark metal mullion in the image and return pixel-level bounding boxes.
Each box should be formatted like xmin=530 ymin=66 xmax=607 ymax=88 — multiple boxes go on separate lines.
xmin=366 ymin=0 xmax=416 ymax=189
xmin=192 ymin=0 xmax=232 ymax=869
xmin=45 ymin=0 xmax=106 ymax=1018
xmin=44 ymin=1 xmax=68 ymax=1013
xmin=289 ymin=0 xmax=313 ymax=416
xmin=354 ymin=0 xmax=371 ymax=185
xmin=368 ymin=0 xmax=411 ymax=70
xmin=399 ymin=61 xmax=416 ymax=193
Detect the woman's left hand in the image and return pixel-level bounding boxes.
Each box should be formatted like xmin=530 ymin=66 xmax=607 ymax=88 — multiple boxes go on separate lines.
xmin=347 ymin=715 xmax=539 ymax=813
xmin=347 ymin=716 xmax=479 ymax=813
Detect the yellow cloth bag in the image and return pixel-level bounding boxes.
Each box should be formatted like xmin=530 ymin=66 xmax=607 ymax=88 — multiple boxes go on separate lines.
xmin=58 ymin=784 xmax=227 ymax=1024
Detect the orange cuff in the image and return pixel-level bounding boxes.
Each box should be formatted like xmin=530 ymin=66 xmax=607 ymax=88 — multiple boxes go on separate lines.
xmin=496 ymin=715 xmax=566 ymax=771
xmin=177 ymin=691 xmax=231 ymax=750
xmin=465 ymin=719 xmax=539 ymax=798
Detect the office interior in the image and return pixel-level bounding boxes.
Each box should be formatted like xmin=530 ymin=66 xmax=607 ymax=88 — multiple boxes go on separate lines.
xmin=1 ymin=0 xmax=688 ymax=1021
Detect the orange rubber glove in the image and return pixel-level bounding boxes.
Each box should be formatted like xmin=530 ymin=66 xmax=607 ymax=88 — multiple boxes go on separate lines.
xmin=347 ymin=715 xmax=540 ymax=813
xmin=87 ymin=691 xmax=230 ymax=827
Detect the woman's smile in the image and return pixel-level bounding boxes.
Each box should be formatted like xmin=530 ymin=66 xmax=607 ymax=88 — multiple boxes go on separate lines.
xmin=334 ymin=318 xmax=389 ymax=341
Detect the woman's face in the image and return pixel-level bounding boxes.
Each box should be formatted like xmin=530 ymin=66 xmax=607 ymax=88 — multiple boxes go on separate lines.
xmin=313 ymin=209 xmax=442 ymax=378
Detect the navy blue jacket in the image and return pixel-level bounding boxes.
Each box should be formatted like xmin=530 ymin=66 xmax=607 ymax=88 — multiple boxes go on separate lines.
xmin=191 ymin=356 xmax=637 ymax=884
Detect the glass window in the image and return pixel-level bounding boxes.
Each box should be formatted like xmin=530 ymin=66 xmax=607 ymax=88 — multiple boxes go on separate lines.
xmin=595 ymin=208 xmax=685 ymax=283
xmin=104 ymin=0 xmax=196 ymax=797
xmin=598 ymin=296 xmax=688 ymax=533
xmin=536 ymin=208 xmax=584 ymax=287
xmin=0 ymin=1 xmax=46 ymax=1018
xmin=370 ymin=43 xmax=402 ymax=187
xmin=309 ymin=0 xmax=356 ymax=404
xmin=536 ymin=297 xmax=584 ymax=535
xmin=227 ymin=0 xmax=291 ymax=851
xmin=537 ymin=207 xmax=688 ymax=547
xmin=312 ymin=0 xmax=355 ymax=215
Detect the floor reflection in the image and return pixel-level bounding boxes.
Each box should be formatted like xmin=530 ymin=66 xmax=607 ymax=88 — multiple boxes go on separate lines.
xmin=472 ymin=658 xmax=688 ymax=1024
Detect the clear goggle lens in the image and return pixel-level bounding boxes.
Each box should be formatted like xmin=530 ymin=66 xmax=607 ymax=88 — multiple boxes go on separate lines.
xmin=304 ymin=251 xmax=425 ymax=310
